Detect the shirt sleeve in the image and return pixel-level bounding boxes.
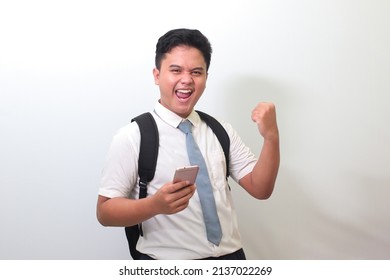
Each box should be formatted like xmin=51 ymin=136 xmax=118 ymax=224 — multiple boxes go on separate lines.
xmin=98 ymin=123 xmax=140 ymax=199
xmin=222 ymin=121 xmax=258 ymax=183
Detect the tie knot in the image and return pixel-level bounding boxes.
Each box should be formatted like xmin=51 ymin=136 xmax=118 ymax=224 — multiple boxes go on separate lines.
xmin=178 ymin=120 xmax=192 ymax=134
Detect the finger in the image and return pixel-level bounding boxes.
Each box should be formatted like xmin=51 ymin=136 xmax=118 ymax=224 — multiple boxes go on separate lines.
xmin=169 ymin=184 xmax=195 ymax=204
xmin=251 ymin=103 xmax=266 ymax=123
xmin=173 ymin=184 xmax=196 ymax=199
xmin=252 ymin=103 xmax=276 ymax=123
xmin=169 ymin=181 xmax=191 ymax=193
xmin=169 ymin=187 xmax=195 ymax=212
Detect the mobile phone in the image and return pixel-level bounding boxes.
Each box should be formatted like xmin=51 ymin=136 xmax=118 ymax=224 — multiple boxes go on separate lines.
xmin=173 ymin=165 xmax=199 ymax=185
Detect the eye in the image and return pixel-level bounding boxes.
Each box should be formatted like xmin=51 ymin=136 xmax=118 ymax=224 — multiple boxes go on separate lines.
xmin=171 ymin=68 xmax=180 ymax=73
xmin=191 ymin=71 xmax=202 ymax=76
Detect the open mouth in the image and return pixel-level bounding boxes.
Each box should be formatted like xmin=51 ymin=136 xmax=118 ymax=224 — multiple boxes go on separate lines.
xmin=175 ymin=89 xmax=193 ymax=102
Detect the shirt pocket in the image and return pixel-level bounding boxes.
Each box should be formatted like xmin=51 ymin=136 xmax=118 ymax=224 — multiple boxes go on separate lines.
xmin=208 ymin=150 xmax=228 ymax=191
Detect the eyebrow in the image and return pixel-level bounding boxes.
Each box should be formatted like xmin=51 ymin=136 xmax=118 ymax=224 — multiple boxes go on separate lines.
xmin=169 ymin=65 xmax=205 ymax=71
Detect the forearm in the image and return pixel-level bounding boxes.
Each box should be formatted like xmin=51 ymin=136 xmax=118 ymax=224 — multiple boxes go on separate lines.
xmin=253 ymin=137 xmax=280 ymax=197
xmin=240 ymin=137 xmax=280 ymax=199
xmin=97 ymin=181 xmax=196 ymax=227
xmin=97 ymin=195 xmax=158 ymax=227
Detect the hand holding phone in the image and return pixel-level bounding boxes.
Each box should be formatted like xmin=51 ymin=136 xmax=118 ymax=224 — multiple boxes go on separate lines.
xmin=173 ymin=165 xmax=199 ymax=185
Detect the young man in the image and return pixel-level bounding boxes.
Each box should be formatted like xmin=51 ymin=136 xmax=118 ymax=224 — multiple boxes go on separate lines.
xmin=97 ymin=28 xmax=280 ymax=260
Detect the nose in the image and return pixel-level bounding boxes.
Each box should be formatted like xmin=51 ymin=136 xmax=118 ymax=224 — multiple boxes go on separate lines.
xmin=180 ymin=72 xmax=193 ymax=84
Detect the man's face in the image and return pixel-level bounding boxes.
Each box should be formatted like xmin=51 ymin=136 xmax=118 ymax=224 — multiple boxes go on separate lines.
xmin=153 ymin=45 xmax=208 ymax=118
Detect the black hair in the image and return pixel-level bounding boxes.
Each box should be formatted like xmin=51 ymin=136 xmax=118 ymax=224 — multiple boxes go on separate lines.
xmin=155 ymin=28 xmax=212 ymax=71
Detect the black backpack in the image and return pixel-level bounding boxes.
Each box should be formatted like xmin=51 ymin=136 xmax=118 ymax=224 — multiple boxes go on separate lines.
xmin=125 ymin=110 xmax=230 ymax=259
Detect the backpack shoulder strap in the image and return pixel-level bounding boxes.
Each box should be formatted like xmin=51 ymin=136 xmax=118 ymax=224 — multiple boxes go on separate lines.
xmin=196 ymin=110 xmax=230 ymax=178
xmin=131 ymin=112 xmax=159 ymax=198
xmin=125 ymin=112 xmax=159 ymax=259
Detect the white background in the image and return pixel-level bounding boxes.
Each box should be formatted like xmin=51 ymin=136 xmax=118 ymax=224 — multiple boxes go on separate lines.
xmin=1 ymin=0 xmax=389 ymax=259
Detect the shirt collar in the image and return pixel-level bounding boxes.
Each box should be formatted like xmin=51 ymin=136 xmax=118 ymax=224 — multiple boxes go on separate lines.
xmin=154 ymin=101 xmax=201 ymax=128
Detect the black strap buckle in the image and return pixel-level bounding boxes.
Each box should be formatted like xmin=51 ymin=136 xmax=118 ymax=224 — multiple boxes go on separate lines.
xmin=139 ymin=179 xmax=147 ymax=198
xmin=138 ymin=179 xmax=148 ymax=237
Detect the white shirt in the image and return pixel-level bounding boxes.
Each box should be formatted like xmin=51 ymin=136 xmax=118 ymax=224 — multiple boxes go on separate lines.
xmin=99 ymin=102 xmax=257 ymax=259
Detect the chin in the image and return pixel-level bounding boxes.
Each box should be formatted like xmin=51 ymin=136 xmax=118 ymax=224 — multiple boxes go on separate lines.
xmin=174 ymin=107 xmax=192 ymax=118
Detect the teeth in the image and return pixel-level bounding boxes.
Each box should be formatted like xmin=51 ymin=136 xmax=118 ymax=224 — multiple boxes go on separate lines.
xmin=176 ymin=89 xmax=192 ymax=101
xmin=177 ymin=89 xmax=192 ymax=93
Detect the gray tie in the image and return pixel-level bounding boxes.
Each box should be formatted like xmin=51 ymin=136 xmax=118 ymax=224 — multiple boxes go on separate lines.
xmin=178 ymin=120 xmax=222 ymax=246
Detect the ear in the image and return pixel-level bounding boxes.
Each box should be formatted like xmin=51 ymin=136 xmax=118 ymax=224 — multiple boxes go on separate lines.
xmin=153 ymin=68 xmax=160 ymax=85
